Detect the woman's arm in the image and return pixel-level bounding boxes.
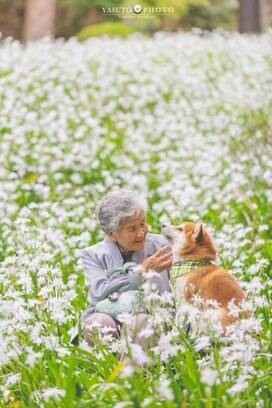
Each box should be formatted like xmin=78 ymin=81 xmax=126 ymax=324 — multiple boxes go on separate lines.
xmin=81 ymin=250 xmax=143 ymax=304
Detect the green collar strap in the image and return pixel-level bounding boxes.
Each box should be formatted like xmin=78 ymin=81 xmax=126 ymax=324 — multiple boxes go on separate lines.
xmin=170 ymin=259 xmax=212 ymax=286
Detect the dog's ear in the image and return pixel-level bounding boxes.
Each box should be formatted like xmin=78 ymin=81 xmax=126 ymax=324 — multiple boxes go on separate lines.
xmin=194 ymin=223 xmax=204 ymax=243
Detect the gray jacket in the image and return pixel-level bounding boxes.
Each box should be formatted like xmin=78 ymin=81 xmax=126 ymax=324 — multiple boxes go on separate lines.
xmin=81 ymin=233 xmax=170 ymax=322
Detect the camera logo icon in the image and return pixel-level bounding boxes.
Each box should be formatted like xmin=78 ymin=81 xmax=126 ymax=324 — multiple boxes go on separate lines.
xmin=133 ymin=4 xmax=143 ymax=14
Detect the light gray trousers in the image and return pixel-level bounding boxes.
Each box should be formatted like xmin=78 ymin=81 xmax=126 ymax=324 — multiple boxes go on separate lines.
xmin=83 ymin=312 xmax=154 ymax=352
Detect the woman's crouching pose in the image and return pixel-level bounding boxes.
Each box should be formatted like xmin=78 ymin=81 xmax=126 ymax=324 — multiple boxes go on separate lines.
xmin=81 ymin=190 xmax=172 ymax=351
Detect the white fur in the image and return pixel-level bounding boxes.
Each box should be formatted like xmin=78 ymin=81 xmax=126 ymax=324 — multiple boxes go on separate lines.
xmin=174 ymin=275 xmax=189 ymax=305
xmin=162 ymin=224 xmax=186 ymax=263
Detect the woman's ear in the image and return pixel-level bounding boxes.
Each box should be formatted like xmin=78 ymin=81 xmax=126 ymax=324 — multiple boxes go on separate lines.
xmin=107 ymin=230 xmax=116 ymax=241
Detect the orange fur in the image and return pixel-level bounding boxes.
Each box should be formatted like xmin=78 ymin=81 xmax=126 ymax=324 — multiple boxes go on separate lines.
xmin=180 ymin=223 xmax=217 ymax=261
xmin=185 ymin=265 xmax=245 ymax=308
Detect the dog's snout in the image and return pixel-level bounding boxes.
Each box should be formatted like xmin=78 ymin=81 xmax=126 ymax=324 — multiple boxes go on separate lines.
xmin=161 ymin=223 xmax=167 ymax=228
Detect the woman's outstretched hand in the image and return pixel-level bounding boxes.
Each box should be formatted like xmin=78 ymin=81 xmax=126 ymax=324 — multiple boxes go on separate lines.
xmin=142 ymin=245 xmax=172 ymax=273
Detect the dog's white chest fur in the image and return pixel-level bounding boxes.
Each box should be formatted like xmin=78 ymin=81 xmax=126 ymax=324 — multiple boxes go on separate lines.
xmin=173 ymin=275 xmax=189 ymax=306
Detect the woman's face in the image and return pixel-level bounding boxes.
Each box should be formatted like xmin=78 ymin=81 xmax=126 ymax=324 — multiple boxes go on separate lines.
xmin=108 ymin=211 xmax=148 ymax=252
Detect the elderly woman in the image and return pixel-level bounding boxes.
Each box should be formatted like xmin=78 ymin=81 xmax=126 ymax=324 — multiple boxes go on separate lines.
xmin=81 ymin=190 xmax=172 ymax=349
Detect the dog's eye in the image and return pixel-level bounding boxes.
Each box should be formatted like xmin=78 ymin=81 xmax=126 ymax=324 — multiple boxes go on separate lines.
xmin=177 ymin=227 xmax=183 ymax=231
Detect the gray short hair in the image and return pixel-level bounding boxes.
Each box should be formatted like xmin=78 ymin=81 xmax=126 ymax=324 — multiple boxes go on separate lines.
xmin=97 ymin=190 xmax=147 ymax=233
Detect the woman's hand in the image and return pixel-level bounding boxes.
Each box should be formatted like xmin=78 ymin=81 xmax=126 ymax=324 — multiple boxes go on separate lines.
xmin=142 ymin=245 xmax=172 ymax=273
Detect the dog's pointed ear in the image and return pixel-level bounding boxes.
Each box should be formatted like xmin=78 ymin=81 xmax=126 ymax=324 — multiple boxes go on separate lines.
xmin=194 ymin=223 xmax=204 ymax=243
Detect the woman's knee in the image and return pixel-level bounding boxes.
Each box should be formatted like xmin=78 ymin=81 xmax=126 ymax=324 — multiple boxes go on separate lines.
xmin=83 ymin=313 xmax=119 ymax=346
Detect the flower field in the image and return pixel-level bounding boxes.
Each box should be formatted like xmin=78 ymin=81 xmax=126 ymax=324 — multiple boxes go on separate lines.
xmin=0 ymin=32 xmax=271 ymax=407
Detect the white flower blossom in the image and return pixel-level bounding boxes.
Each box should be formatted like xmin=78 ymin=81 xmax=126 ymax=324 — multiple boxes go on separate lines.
xmin=158 ymin=375 xmax=174 ymax=400
xmin=41 ymin=387 xmax=66 ymax=401
xmin=201 ymin=367 xmax=218 ymax=386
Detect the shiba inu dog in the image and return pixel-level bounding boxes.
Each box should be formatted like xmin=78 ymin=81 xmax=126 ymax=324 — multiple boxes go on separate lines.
xmin=162 ymin=222 xmax=246 ymax=331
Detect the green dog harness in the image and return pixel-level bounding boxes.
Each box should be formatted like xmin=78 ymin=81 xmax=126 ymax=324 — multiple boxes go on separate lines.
xmin=171 ymin=259 xmax=212 ymax=286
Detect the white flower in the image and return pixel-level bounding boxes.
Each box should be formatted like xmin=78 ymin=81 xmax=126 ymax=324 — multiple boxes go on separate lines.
xmin=201 ymin=367 xmax=218 ymax=386
xmin=41 ymin=387 xmax=66 ymax=401
xmin=228 ymin=375 xmax=249 ymax=395
xmin=158 ymin=375 xmax=174 ymax=400
xmin=4 ymin=373 xmax=21 ymax=388
xmin=153 ymin=332 xmax=182 ymax=362
xmin=130 ymin=343 xmax=149 ymax=365
xmin=120 ymin=363 xmax=135 ymax=378
xmin=139 ymin=325 xmax=154 ymax=339
xmin=195 ymin=336 xmax=211 ymax=352
xmin=25 ymin=350 xmax=43 ymax=368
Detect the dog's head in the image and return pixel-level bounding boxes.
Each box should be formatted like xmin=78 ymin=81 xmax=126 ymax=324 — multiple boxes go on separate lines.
xmin=162 ymin=222 xmax=217 ymax=262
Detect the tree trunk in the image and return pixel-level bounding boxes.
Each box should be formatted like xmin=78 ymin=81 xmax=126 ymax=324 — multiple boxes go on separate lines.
xmin=22 ymin=0 xmax=57 ymax=42
xmin=161 ymin=16 xmax=179 ymax=32
xmin=85 ymin=8 xmax=99 ymax=26
xmin=239 ymin=0 xmax=267 ymax=33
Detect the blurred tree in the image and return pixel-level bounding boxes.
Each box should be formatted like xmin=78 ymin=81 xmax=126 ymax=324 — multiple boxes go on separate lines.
xmin=239 ymin=0 xmax=267 ymax=33
xmin=22 ymin=0 xmax=57 ymax=41
xmin=182 ymin=0 xmax=238 ymax=31
xmin=122 ymin=0 xmax=209 ymax=32
xmin=160 ymin=0 xmax=210 ymax=31
xmin=58 ymin=0 xmax=122 ymax=36
xmin=0 ymin=0 xmax=24 ymax=39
